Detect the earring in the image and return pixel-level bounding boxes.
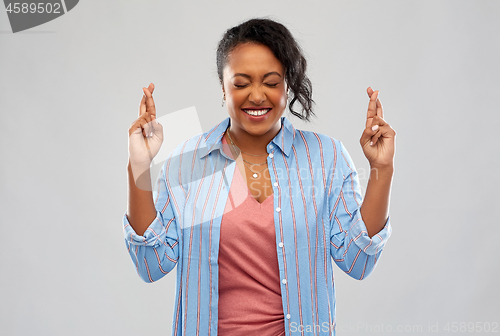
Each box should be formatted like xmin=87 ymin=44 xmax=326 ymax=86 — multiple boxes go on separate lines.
xmin=222 ymin=93 xmax=226 ymax=107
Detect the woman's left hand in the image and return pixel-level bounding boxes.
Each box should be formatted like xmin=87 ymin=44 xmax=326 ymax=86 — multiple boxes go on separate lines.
xmin=360 ymin=87 xmax=396 ymax=168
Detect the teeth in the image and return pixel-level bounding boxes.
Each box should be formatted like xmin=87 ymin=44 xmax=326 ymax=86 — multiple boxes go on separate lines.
xmin=244 ymin=109 xmax=270 ymax=116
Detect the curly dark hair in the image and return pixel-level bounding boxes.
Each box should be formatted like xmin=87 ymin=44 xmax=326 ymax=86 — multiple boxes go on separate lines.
xmin=216 ymin=18 xmax=315 ymax=122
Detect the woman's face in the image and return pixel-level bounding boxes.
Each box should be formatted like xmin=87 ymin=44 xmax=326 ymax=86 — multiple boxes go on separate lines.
xmin=222 ymin=42 xmax=288 ymax=140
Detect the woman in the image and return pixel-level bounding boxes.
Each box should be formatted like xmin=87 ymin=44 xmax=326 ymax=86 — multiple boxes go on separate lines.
xmin=124 ymin=18 xmax=395 ymax=336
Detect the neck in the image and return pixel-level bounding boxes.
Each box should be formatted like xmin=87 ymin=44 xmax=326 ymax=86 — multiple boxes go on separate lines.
xmin=226 ymin=120 xmax=282 ymax=155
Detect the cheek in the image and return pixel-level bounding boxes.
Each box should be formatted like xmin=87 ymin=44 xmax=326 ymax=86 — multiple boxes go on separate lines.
xmin=270 ymin=91 xmax=287 ymax=107
xmin=226 ymin=91 xmax=243 ymax=110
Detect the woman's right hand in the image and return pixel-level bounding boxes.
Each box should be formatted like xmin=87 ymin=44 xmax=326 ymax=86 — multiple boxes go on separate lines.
xmin=128 ymin=83 xmax=163 ymax=167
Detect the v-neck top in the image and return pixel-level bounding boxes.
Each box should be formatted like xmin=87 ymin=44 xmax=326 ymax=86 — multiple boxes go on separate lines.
xmin=217 ymin=134 xmax=285 ymax=335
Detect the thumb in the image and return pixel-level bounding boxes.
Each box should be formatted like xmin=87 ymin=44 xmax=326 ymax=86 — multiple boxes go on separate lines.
xmin=360 ymin=123 xmax=378 ymax=147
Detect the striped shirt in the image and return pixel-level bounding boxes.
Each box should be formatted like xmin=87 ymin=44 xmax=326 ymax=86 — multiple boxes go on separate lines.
xmin=123 ymin=116 xmax=392 ymax=336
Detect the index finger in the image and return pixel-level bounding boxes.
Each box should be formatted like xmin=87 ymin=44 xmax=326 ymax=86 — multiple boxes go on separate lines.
xmin=143 ymin=84 xmax=156 ymax=118
xmin=366 ymin=90 xmax=379 ymax=126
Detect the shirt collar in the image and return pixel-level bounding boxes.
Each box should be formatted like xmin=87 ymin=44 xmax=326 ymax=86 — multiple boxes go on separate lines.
xmin=200 ymin=116 xmax=296 ymax=159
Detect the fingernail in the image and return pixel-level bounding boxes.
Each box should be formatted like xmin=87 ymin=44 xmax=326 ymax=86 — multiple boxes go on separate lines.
xmin=155 ymin=119 xmax=159 ymax=124
xmin=370 ymin=141 xmax=374 ymax=146
xmin=372 ymin=125 xmax=379 ymax=131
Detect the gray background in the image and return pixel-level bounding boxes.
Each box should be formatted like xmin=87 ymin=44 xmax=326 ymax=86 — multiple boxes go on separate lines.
xmin=1 ymin=1 xmax=499 ymax=335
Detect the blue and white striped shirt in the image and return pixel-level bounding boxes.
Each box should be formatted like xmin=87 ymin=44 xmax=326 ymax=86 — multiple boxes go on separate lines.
xmin=123 ymin=116 xmax=392 ymax=336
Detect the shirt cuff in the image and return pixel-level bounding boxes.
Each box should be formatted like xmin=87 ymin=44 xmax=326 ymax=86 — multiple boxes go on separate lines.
xmin=348 ymin=211 xmax=392 ymax=255
xmin=123 ymin=211 xmax=166 ymax=247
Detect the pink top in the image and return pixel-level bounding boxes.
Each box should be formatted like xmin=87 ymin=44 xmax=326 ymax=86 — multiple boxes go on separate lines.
xmin=217 ymin=134 xmax=285 ymax=336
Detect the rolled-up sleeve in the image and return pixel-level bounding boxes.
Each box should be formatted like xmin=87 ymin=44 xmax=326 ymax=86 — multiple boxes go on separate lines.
xmin=123 ymin=161 xmax=179 ymax=283
xmin=328 ymin=140 xmax=392 ymax=280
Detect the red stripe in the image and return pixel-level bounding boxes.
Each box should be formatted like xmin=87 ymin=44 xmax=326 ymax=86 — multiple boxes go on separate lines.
xmin=359 ymin=256 xmax=368 ymax=280
xmin=153 ymin=247 xmax=169 ymax=274
xmin=208 ymin=155 xmax=229 ymax=336
xmin=165 ymin=218 xmax=175 ymax=237
xmin=183 ymin=139 xmax=205 ymax=336
xmin=350 ymin=172 xmax=359 ymax=206
xmin=165 ymin=252 xmax=177 ymax=264
xmin=298 ymin=130 xmax=321 ymax=330
xmin=161 ymin=195 xmax=170 ymax=214
xmin=165 ymin=144 xmax=186 ymax=336
xmin=340 ymin=190 xmax=352 ymax=218
xmin=196 ymin=147 xmax=217 ymax=336
xmin=341 ymin=151 xmax=352 ymax=172
xmin=314 ymin=132 xmax=333 ymax=332
xmin=345 ymin=250 xmax=362 ymax=274
xmin=328 ymin=138 xmax=337 ymax=197
xmin=142 ymin=225 xmax=170 ymax=248
xmin=284 ymin=149 xmax=304 ymax=335
xmin=348 ymin=218 xmax=361 ymax=232
xmin=134 ymin=246 xmax=139 ymax=274
xmin=342 ymin=239 xmax=354 ymax=258
xmin=335 ymin=216 xmax=343 ymax=233
xmin=329 ymin=193 xmax=342 ymax=228
xmin=270 ymin=152 xmax=292 ymax=334
xmin=363 ymin=240 xmax=373 ymax=253
xmin=353 ymin=231 xmax=365 ymax=242
xmin=292 ymin=146 xmax=316 ymax=332
xmin=143 ymin=256 xmax=153 ymax=282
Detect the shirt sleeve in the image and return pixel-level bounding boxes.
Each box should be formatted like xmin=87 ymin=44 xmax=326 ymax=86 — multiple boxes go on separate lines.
xmin=123 ymin=160 xmax=180 ymax=283
xmin=328 ymin=140 xmax=392 ymax=280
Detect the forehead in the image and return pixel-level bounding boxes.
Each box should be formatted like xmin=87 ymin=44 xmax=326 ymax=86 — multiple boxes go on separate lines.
xmin=224 ymin=42 xmax=284 ymax=77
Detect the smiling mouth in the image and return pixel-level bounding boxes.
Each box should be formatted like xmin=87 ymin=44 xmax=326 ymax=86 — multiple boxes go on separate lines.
xmin=242 ymin=108 xmax=271 ymax=116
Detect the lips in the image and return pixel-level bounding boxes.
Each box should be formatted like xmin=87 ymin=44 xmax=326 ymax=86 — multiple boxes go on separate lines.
xmin=242 ymin=107 xmax=272 ymax=116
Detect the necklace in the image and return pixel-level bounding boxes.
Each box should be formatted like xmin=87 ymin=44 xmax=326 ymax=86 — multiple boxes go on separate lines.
xmin=225 ymin=128 xmax=269 ymax=179
xmin=242 ymin=161 xmax=268 ymax=178
xmin=226 ymin=129 xmax=268 ymax=156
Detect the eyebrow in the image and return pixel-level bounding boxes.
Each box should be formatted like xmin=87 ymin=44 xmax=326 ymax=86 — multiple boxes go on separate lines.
xmin=231 ymin=71 xmax=282 ymax=80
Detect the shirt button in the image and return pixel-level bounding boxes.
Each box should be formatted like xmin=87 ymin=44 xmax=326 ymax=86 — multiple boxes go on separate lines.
xmin=268 ymin=153 xmax=274 ymax=158
xmin=273 ymin=182 xmax=278 ymax=187
xmin=286 ymin=314 xmax=291 ymax=319
xmin=282 ymin=279 xmax=287 ymax=284
xmin=276 ymin=207 xmax=281 ymax=212
xmin=269 ymin=145 xmax=274 ymax=149
xmin=278 ymin=242 xmax=283 ymax=247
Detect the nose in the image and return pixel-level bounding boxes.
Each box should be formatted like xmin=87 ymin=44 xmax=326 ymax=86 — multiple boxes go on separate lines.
xmin=248 ymin=85 xmax=266 ymax=105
